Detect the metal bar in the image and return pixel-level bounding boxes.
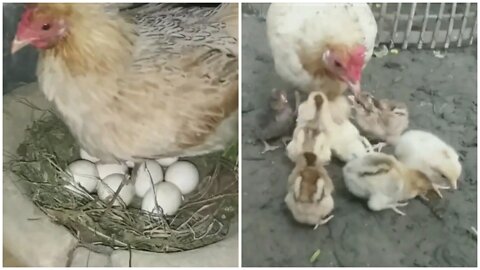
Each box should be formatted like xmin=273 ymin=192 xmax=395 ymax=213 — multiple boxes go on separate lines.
xmin=469 ymin=12 xmax=477 ymax=46
xmin=444 ymin=3 xmax=457 ymax=49
xmin=377 ymin=28 xmax=474 ymax=46
xmin=371 ymin=12 xmax=476 ymax=22
xmin=418 ymin=3 xmax=431 ymax=49
xmin=391 ymin=3 xmax=402 ymax=48
xmin=431 ymin=3 xmax=445 ymax=49
xmin=403 ymin=3 xmax=417 ymax=49
xmin=378 ymin=3 xmax=387 ymax=46
xmin=457 ymin=3 xmax=471 ymax=47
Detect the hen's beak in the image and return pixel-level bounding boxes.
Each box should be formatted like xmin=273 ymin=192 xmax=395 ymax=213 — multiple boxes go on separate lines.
xmin=347 ymin=80 xmax=361 ymax=97
xmin=11 ymin=37 xmax=30 ymax=54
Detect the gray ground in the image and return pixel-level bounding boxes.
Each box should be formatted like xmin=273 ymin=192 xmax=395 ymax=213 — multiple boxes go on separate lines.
xmin=241 ymin=14 xmax=477 ymax=267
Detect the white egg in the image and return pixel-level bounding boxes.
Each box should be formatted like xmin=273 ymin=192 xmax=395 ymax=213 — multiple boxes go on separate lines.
xmin=142 ymin=182 xmax=183 ymax=215
xmin=97 ymin=174 xmax=135 ymax=207
xmin=164 ymin=161 xmax=199 ymax=195
xmin=96 ymin=162 xmax=128 ymax=179
xmin=134 ymin=160 xmax=164 ymax=198
xmin=156 ymin=157 xmax=179 ymax=167
xmin=66 ymin=160 xmax=99 ymax=193
xmin=80 ymin=149 xmax=100 ymax=163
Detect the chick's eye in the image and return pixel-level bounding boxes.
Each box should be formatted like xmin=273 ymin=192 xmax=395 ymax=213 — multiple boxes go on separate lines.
xmin=334 ymin=60 xmax=342 ymax=68
xmin=42 ymin=23 xmax=51 ymax=31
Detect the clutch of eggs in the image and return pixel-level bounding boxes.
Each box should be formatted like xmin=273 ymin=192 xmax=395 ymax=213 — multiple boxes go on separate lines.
xmin=64 ymin=155 xmax=200 ymax=215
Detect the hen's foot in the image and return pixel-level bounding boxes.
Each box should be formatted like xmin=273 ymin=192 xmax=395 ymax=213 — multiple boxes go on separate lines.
xmin=261 ymin=140 xmax=280 ymax=154
xmin=313 ymin=214 xmax=334 ymax=230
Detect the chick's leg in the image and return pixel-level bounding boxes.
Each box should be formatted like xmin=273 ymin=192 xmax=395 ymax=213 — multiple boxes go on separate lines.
xmin=313 ymin=214 xmax=334 ymax=230
xmin=294 ymin=90 xmax=301 ymax=115
xmin=281 ymin=136 xmax=292 ymax=147
xmin=261 ymin=140 xmax=280 ymax=154
xmin=389 ymin=202 xmax=408 ymax=216
xmin=371 ymin=142 xmax=387 ymax=152
xmin=368 ymin=195 xmax=408 ymax=216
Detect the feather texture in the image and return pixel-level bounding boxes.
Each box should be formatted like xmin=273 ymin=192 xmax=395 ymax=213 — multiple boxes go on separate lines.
xmin=33 ymin=3 xmax=238 ymax=161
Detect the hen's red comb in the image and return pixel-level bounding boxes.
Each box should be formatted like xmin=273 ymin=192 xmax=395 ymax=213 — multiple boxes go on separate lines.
xmin=17 ymin=5 xmax=37 ymax=33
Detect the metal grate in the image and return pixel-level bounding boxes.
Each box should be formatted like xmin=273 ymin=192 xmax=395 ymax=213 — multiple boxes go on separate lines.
xmin=242 ymin=3 xmax=478 ymax=50
xmin=370 ymin=3 xmax=477 ymax=49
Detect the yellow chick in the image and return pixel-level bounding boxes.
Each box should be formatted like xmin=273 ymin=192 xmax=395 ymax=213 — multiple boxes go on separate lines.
xmin=285 ymin=152 xmax=335 ymax=229
xmin=310 ymin=91 xmax=378 ymax=162
xmin=286 ymin=125 xmax=331 ymax=164
xmin=394 ymin=130 xmax=462 ymax=195
xmin=343 ymin=152 xmax=441 ymax=216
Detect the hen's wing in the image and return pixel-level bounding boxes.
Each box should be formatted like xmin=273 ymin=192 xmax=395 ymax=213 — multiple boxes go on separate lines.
xmin=118 ymin=4 xmax=238 ymax=158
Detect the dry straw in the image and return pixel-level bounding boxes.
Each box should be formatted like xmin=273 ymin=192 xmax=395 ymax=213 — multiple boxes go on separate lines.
xmin=6 ymin=108 xmax=238 ymax=253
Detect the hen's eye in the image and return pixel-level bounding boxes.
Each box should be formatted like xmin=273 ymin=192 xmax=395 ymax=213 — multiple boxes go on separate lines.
xmin=334 ymin=60 xmax=343 ymax=68
xmin=42 ymin=24 xmax=51 ymax=31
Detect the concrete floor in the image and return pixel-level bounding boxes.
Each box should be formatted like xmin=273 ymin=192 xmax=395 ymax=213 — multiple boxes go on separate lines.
xmin=241 ymin=14 xmax=477 ymax=267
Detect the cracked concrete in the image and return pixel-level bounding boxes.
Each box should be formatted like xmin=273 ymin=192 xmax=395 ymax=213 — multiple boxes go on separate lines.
xmin=241 ymin=12 xmax=477 ymax=267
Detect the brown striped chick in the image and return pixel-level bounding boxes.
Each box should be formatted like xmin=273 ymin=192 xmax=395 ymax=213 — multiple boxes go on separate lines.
xmin=348 ymin=92 xmax=408 ymax=148
xmin=343 ymin=152 xmax=442 ymax=216
xmin=286 ymin=125 xmax=331 ymax=164
xmin=285 ymin=152 xmax=335 ymax=229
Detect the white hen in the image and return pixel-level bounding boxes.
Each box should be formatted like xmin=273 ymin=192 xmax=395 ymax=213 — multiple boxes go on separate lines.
xmin=267 ymin=3 xmax=377 ymax=98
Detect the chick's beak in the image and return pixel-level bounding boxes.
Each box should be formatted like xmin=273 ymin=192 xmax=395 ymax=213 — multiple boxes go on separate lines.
xmin=11 ymin=36 xmax=30 ymax=54
xmin=347 ymin=80 xmax=361 ymax=97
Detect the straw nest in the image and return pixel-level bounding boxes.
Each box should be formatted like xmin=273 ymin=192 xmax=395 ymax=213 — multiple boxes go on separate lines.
xmin=6 ymin=108 xmax=238 ymax=253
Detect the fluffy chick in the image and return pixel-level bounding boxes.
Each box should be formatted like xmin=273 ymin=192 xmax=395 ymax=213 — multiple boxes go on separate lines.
xmin=343 ymin=152 xmax=441 ymax=215
xmin=311 ymin=91 xmax=377 ymax=162
xmin=297 ymin=90 xmax=351 ymax=127
xmin=394 ymin=130 xmax=462 ymax=194
xmin=348 ymin=92 xmax=409 ymax=145
xmin=285 ymin=152 xmax=335 ymax=229
xmin=255 ymin=88 xmax=295 ymax=153
xmin=286 ymin=126 xmax=331 ymax=164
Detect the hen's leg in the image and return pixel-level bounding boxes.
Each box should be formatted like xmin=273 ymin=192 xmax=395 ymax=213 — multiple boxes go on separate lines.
xmin=313 ymin=214 xmax=334 ymax=230
xmin=261 ymin=140 xmax=280 ymax=154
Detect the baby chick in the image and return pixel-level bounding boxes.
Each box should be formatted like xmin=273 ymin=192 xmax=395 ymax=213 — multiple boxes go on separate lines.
xmin=394 ymin=130 xmax=462 ymax=195
xmin=310 ymin=91 xmax=378 ymax=162
xmin=343 ymin=152 xmax=441 ymax=216
xmin=297 ymin=91 xmax=350 ymax=129
xmin=255 ymin=88 xmax=295 ymax=153
xmin=286 ymin=126 xmax=331 ymax=164
xmin=348 ymin=92 xmax=409 ymax=146
xmin=285 ymin=152 xmax=335 ymax=229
